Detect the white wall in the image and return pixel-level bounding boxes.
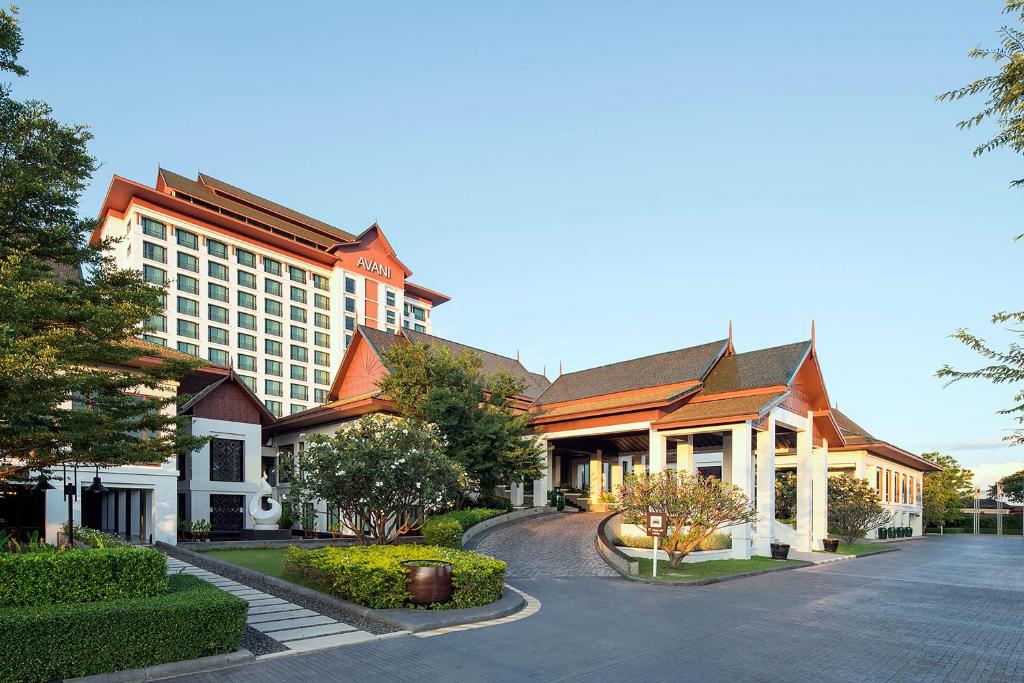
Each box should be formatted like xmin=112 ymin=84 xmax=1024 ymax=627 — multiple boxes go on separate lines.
xmin=183 ymin=416 xmax=265 ymax=530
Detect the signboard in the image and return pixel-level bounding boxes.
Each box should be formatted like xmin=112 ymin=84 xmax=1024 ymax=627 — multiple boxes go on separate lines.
xmin=646 ymin=511 xmax=666 ymax=537
xmin=357 ymin=256 xmax=392 ymax=279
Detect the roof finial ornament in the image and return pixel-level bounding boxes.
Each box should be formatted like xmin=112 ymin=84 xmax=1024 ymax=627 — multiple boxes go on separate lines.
xmin=811 ymin=319 xmax=816 ymax=353
xmin=516 ymin=349 xmax=520 ymax=362
xmin=727 ymin=319 xmax=735 ymax=354
xmin=543 ymin=363 xmax=547 ymax=378
xmin=559 ymin=360 xmax=563 ymax=376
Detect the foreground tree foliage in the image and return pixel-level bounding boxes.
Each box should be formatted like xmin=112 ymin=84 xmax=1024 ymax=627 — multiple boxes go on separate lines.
xmin=827 ymin=473 xmax=893 ymax=545
xmin=378 ymin=341 xmax=542 ymax=498
xmin=293 ymin=414 xmax=466 ymax=544
xmin=617 ymin=470 xmax=757 ymax=568
xmin=921 ymin=452 xmax=974 ymax=531
xmin=936 ymin=0 xmax=1024 ymax=444
xmin=0 ymin=8 xmax=203 ymax=480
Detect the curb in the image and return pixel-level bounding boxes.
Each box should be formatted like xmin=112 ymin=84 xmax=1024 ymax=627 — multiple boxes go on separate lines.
xmin=68 ymin=649 xmax=254 ymax=682
xmin=619 ymin=560 xmax=816 ymax=586
xmin=160 ymin=542 xmax=526 ymax=633
xmin=462 ymin=508 xmax=559 ymax=551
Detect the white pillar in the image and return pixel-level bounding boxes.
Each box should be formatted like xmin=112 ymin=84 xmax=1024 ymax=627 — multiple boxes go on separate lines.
xmin=510 ymin=482 xmax=524 ymax=507
xmin=795 ymin=417 xmax=813 ymax=552
xmin=589 ymin=450 xmax=603 ymax=503
xmin=812 ymin=437 xmax=829 ymax=549
xmin=755 ymin=416 xmax=776 ymax=556
xmin=721 ymin=432 xmax=732 ymax=484
xmin=533 ymin=439 xmax=551 ymax=507
xmin=648 ymin=429 xmax=666 ymax=473
xmin=552 ymin=454 xmax=561 ymax=488
xmin=675 ymin=436 xmax=694 ymax=475
xmin=730 ymin=422 xmax=753 ymax=560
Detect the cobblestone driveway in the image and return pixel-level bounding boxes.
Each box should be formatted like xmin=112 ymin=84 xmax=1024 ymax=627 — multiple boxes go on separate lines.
xmin=472 ymin=511 xmax=618 ymax=578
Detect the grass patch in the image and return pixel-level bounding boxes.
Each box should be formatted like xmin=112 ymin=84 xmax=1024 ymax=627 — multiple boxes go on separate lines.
xmin=635 ymin=555 xmax=805 ymax=582
xmin=831 ymin=542 xmax=890 ymax=556
xmin=198 ymin=548 xmax=328 ymax=593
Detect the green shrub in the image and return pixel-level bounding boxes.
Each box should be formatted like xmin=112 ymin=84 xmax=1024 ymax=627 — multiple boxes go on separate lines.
xmin=422 ymin=508 xmax=506 ymax=548
xmin=0 ymin=546 xmax=167 ymax=606
xmin=0 ymin=575 xmax=246 ymax=682
xmin=283 ymin=543 xmax=505 ymax=609
xmin=62 ymin=524 xmax=130 ymax=548
xmin=615 ymin=531 xmax=732 ymax=551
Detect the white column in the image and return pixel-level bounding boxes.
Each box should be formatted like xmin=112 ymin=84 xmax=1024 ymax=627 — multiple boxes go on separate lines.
xmin=675 ymin=436 xmax=695 ymax=475
xmin=533 ymin=438 xmax=551 ymax=507
xmin=589 ymin=450 xmax=603 ymax=504
xmin=648 ymin=429 xmax=666 ymax=473
xmin=721 ymin=432 xmax=732 ymax=483
xmin=552 ymin=454 xmax=562 ymax=488
xmin=812 ymin=437 xmax=829 ymax=549
xmin=755 ymin=416 xmax=776 ymax=556
xmin=795 ymin=418 xmax=813 ymax=552
xmin=730 ymin=422 xmax=754 ymax=560
xmin=510 ymin=482 xmax=524 ymax=507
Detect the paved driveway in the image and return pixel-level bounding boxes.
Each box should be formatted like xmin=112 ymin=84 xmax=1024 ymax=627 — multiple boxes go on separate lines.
xmin=178 ymin=534 xmax=1024 ymax=682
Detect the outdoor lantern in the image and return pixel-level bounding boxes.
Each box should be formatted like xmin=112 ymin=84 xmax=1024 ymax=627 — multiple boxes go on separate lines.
xmin=85 ymin=466 xmax=108 ymax=494
xmin=32 ymin=474 xmax=54 ymax=492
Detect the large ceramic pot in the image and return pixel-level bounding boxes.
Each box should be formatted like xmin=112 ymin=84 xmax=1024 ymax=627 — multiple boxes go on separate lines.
xmin=770 ymin=542 xmax=790 ymax=560
xmin=822 ymin=539 xmax=840 ymax=553
xmin=401 ymin=560 xmax=453 ymax=604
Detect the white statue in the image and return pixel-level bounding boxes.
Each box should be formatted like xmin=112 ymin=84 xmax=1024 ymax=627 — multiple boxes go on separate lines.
xmin=248 ymin=473 xmax=282 ymax=529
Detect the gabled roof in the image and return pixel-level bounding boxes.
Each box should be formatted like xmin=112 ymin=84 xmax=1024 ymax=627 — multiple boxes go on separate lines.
xmin=700 ymin=341 xmax=811 ymax=394
xmin=533 ymin=339 xmax=729 ymax=406
xmin=829 ymin=407 xmax=941 ymax=472
xmin=655 ymin=391 xmax=789 ymax=428
xmin=178 ymin=369 xmax=276 ymax=426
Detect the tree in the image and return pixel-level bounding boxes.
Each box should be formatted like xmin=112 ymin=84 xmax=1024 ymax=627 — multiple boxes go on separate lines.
xmin=989 ymin=468 xmax=1024 ymax=503
xmin=935 ymin=0 xmax=1024 ymax=444
xmin=921 ymin=452 xmax=974 ymax=531
xmin=827 ymin=473 xmax=893 ymax=545
xmin=377 ymin=341 xmax=542 ymax=498
xmin=294 ymin=414 xmax=466 ymax=545
xmin=617 ymin=470 xmax=758 ymax=568
xmin=774 ymin=470 xmax=797 ymax=522
xmin=0 ymin=8 xmax=204 ymax=481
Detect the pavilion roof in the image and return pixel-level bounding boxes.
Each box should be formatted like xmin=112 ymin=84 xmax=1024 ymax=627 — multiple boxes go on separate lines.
xmin=654 ymin=391 xmax=788 ymax=428
xmin=829 ymin=407 xmax=941 ymax=471
xmin=700 ymin=341 xmax=811 ymax=394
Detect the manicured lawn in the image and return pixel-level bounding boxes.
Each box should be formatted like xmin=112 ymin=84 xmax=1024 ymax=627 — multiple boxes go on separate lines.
xmin=831 ymin=542 xmax=891 ymax=556
xmin=635 ymin=555 xmax=806 ymax=582
xmin=201 ymin=547 xmax=291 ymax=578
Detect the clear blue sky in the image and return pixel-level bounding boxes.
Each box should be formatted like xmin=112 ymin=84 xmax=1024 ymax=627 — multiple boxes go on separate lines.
xmin=17 ymin=1 xmax=1024 ymax=477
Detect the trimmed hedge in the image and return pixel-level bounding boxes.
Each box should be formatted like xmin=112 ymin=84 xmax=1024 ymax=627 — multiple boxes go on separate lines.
xmin=421 ymin=508 xmax=507 ymax=549
xmin=283 ymin=543 xmax=505 ymax=609
xmin=0 ymin=546 xmax=168 ymax=607
xmin=0 ymin=574 xmax=246 ymax=682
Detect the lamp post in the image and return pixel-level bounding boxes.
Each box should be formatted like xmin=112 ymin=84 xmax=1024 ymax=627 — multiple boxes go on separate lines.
xmin=63 ymin=464 xmax=77 ymax=547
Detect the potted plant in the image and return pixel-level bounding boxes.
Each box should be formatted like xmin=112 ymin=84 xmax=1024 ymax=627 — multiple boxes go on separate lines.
xmin=401 ymin=559 xmax=453 ymax=604
xmin=329 ymin=521 xmax=342 ymax=539
xmin=177 ymin=517 xmax=191 ymax=542
xmin=191 ymin=519 xmax=211 ymax=542
xmin=822 ymin=538 xmax=840 ymax=553
xmin=770 ymin=542 xmax=790 ymax=560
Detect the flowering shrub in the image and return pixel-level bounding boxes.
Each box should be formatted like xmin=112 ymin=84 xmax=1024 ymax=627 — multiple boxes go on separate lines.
xmin=294 ymin=414 xmax=466 ymax=544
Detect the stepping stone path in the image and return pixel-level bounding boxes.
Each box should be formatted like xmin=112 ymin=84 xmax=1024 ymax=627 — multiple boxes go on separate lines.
xmin=165 ymin=556 xmax=377 ymax=653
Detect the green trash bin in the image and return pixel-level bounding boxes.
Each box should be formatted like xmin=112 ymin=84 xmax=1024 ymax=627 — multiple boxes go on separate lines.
xmin=878 ymin=527 xmax=888 ymax=539
xmin=896 ymin=527 xmax=905 ymax=538
xmin=553 ymin=489 xmax=565 ymax=511
xmin=905 ymin=526 xmax=912 ymax=537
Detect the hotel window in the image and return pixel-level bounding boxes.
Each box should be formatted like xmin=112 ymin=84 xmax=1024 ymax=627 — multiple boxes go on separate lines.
xmin=177 ymin=341 xmax=198 ymax=356
xmin=386 ymin=310 xmax=396 ymax=325
xmin=143 ymin=264 xmax=166 ymax=286
xmin=141 ymin=216 xmax=166 ymax=239
xmin=147 ymin=313 xmax=167 ymax=333
xmin=143 ymin=241 xmax=166 ymax=263
xmin=265 ymin=319 xmax=282 ymax=336
xmin=265 ymin=299 xmax=282 ymax=317
xmin=288 ymin=266 xmax=306 ymax=284
xmin=238 ymin=332 xmax=257 ymax=351
xmin=210 ymin=437 xmax=244 ymax=482
xmin=208 ymin=348 xmax=229 ymax=366
xmin=238 ymin=354 xmax=257 ymax=372
xmin=386 ymin=327 xmax=396 ymax=334
xmin=290 ymin=384 xmax=308 ymax=401
xmin=237 ymin=291 xmax=256 ymax=310
xmin=290 ymin=325 xmax=307 ymax=343
xmin=177 ymin=296 xmax=198 ymax=317
xmin=345 ymin=297 xmax=356 ymax=314
xmin=345 ymin=316 xmax=355 ymax=332
xmin=344 ymin=276 xmax=356 ymax=294
xmin=239 ymin=375 xmax=257 ymax=393
xmin=290 ymin=286 xmax=306 ymax=304
xmin=265 ymin=359 xmax=283 ymax=376
xmin=177 ymin=319 xmax=198 ymax=339
xmin=176 ymin=228 xmax=198 ymax=250
xmin=314 ymin=293 xmax=330 ymax=310
xmin=208 ymin=262 xmax=229 ymax=281
xmin=885 ymin=470 xmax=890 ymax=502
xmin=411 ymin=306 xmax=426 ymax=322
xmin=414 ymin=323 xmax=426 ymax=333
xmin=290 ymin=345 xmax=308 ymax=362
xmin=290 ymin=365 xmax=307 ymax=381
xmin=208 ymin=304 xmax=229 ymax=324
xmin=314 ymin=351 xmax=329 ymax=367
xmin=238 ymin=270 xmax=257 ymax=289
xmin=236 ymin=248 xmax=256 ymax=269
xmin=142 ymin=334 xmax=165 ymax=346
xmin=345 ymin=333 xmax=352 ymax=347
xmin=265 ymin=339 xmax=282 ymax=357
xmin=265 ymin=379 xmax=283 ymax=397
xmin=312 ymin=273 xmax=329 ymax=291
xmin=208 ymin=282 xmax=228 ymax=302
xmin=265 ymin=278 xmax=282 ymax=297
xmin=177 ymin=252 xmax=198 ymax=273
xmin=290 ymin=404 xmax=306 ymax=415
xmin=208 ymin=326 xmax=229 ymax=346
xmin=290 ymin=306 xmax=307 ymax=323
xmin=314 ymin=332 xmax=329 ymax=348
xmin=314 ymin=369 xmax=329 ymax=385
xmin=264 ymin=257 xmax=281 ymax=275
xmin=385 ymin=290 xmax=396 ymax=307
xmin=308 ymin=313 xmax=326 ymax=329
xmin=237 ymin=313 xmax=256 ymax=331
xmin=314 ymin=388 xmax=328 ymax=403
xmin=265 ymin=400 xmax=282 ymax=417
xmin=177 ymin=274 xmax=199 ymax=295
xmin=207 ymin=238 xmax=228 ymax=259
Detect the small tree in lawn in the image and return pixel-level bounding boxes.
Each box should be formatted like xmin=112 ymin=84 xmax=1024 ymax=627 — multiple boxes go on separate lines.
xmin=827 ymin=473 xmax=893 ymax=546
xmin=295 ymin=414 xmax=466 ymax=545
xmin=618 ymin=470 xmax=758 ymax=569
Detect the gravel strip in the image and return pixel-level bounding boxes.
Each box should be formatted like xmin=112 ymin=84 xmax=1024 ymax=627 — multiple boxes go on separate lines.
xmin=161 ymin=545 xmax=398 ymax=635
xmin=242 ymin=625 xmax=287 ymax=656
